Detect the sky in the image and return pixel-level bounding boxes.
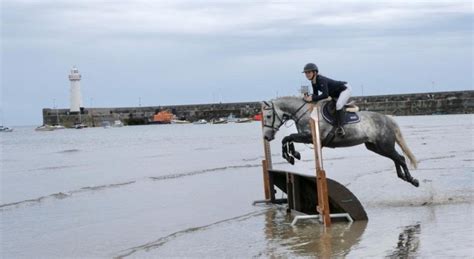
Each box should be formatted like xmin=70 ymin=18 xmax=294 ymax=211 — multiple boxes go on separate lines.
xmin=1 ymin=0 xmax=473 ymax=126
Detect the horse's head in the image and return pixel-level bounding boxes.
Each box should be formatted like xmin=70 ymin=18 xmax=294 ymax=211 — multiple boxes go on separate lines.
xmin=261 ymin=100 xmax=290 ymax=141
xmin=261 ymin=96 xmax=311 ymax=141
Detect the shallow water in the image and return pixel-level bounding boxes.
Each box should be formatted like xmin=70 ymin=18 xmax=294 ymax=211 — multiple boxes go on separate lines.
xmin=1 ymin=115 xmax=473 ymax=258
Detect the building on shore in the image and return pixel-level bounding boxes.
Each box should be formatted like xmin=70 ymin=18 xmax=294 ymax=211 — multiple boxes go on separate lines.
xmin=42 ymin=90 xmax=474 ymax=128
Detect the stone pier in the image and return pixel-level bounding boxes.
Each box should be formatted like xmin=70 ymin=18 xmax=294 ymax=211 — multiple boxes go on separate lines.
xmin=42 ymin=90 xmax=473 ymax=127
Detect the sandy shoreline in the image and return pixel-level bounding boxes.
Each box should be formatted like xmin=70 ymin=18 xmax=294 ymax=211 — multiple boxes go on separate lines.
xmin=1 ymin=114 xmax=473 ymax=257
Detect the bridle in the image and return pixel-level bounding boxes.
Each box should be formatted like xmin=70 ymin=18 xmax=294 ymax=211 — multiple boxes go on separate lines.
xmin=262 ymin=101 xmax=309 ymax=131
xmin=262 ymin=101 xmax=284 ymax=131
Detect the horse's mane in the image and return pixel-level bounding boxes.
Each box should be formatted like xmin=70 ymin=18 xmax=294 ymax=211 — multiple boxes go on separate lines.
xmin=271 ymin=95 xmax=316 ymax=111
xmin=271 ymin=96 xmax=303 ymax=103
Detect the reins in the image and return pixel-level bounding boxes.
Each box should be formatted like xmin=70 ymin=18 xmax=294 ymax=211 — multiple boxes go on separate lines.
xmin=291 ymin=102 xmax=309 ymax=124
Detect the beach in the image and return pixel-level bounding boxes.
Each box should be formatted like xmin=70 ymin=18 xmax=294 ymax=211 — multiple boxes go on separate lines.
xmin=1 ymin=114 xmax=473 ymax=258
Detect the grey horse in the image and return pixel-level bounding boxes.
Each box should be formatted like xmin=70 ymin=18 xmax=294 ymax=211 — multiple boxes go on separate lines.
xmin=262 ymin=96 xmax=419 ymax=187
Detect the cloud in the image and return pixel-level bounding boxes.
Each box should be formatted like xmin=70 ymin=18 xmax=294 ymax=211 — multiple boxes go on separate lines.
xmin=3 ymin=0 xmax=472 ymax=42
xmin=1 ymin=0 xmax=472 ymax=125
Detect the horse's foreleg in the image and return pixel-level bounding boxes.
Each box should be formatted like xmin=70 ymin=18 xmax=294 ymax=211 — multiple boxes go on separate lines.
xmin=282 ymin=142 xmax=295 ymax=165
xmin=281 ymin=133 xmax=312 ymax=164
xmin=282 ymin=133 xmax=312 ymax=145
xmin=288 ymin=142 xmax=301 ymax=160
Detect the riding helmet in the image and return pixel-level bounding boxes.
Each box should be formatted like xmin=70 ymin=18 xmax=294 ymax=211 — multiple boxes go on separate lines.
xmin=302 ymin=63 xmax=318 ymax=73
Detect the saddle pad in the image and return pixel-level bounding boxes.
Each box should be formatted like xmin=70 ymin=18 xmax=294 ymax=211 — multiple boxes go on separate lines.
xmin=322 ymin=102 xmax=361 ymax=126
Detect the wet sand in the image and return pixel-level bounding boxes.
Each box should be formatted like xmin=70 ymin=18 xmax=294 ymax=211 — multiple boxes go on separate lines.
xmin=1 ymin=114 xmax=473 ymax=258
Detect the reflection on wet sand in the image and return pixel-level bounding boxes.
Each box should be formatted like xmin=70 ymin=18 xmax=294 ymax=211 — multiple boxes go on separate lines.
xmin=263 ymin=206 xmax=367 ymax=257
xmin=387 ymin=223 xmax=421 ymax=258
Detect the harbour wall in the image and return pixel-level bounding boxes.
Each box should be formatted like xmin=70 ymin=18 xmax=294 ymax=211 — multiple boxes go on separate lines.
xmin=42 ymin=90 xmax=474 ymax=127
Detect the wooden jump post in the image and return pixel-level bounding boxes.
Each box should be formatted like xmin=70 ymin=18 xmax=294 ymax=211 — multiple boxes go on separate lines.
xmin=254 ymin=106 xmax=284 ymax=205
xmin=309 ymin=104 xmax=331 ymax=227
xmin=262 ymin=104 xmax=272 ymax=201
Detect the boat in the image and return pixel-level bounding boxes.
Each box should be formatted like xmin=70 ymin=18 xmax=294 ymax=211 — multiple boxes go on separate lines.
xmin=253 ymin=113 xmax=262 ymax=121
xmin=0 ymin=126 xmax=13 ymax=132
xmin=236 ymin=118 xmax=253 ymax=123
xmin=150 ymin=110 xmax=174 ymax=124
xmin=193 ymin=119 xmax=208 ymax=125
xmin=227 ymin=113 xmax=238 ymax=123
xmin=74 ymin=124 xmax=87 ymax=129
xmin=211 ymin=118 xmax=227 ymax=124
xmin=35 ymin=125 xmax=55 ymax=131
xmin=102 ymin=121 xmax=111 ymax=128
xmin=171 ymin=119 xmax=191 ymax=124
xmin=113 ymin=120 xmax=124 ymax=127
xmin=52 ymin=106 xmax=65 ymax=129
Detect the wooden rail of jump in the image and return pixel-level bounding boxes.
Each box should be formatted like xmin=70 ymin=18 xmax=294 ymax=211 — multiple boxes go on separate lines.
xmin=258 ymin=104 xmax=332 ymax=227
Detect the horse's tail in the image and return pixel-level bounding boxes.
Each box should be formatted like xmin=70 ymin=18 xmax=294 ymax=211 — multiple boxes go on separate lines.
xmin=394 ymin=124 xmax=418 ymax=169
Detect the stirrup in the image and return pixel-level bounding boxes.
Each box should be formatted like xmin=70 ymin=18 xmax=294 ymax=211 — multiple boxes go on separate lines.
xmin=322 ymin=128 xmax=336 ymax=146
xmin=335 ymin=127 xmax=345 ymax=137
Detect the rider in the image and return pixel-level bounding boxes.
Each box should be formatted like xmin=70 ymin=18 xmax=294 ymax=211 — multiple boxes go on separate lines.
xmin=302 ymin=63 xmax=352 ymax=137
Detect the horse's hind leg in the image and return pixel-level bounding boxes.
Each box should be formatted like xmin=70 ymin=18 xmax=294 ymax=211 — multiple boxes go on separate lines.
xmin=389 ymin=150 xmax=419 ymax=187
xmin=398 ymin=155 xmax=419 ymax=187
xmin=386 ymin=148 xmax=419 ymax=187
xmin=370 ymin=142 xmax=419 ymax=187
xmin=365 ymin=143 xmax=406 ymax=181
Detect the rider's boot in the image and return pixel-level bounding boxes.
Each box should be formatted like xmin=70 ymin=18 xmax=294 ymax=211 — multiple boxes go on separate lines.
xmin=335 ymin=109 xmax=346 ymax=137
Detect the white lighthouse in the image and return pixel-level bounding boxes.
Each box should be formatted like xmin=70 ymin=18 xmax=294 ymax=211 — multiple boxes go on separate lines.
xmin=69 ymin=66 xmax=83 ymax=112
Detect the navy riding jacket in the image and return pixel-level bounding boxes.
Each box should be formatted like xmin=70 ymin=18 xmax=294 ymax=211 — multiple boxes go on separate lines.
xmin=311 ymin=75 xmax=347 ymax=102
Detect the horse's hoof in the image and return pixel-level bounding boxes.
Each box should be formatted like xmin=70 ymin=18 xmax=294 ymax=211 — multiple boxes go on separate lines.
xmin=282 ymin=145 xmax=289 ymax=160
xmin=293 ymin=151 xmax=301 ymax=160
xmin=289 ymin=156 xmax=295 ymax=165
xmin=412 ymin=179 xmax=420 ymax=187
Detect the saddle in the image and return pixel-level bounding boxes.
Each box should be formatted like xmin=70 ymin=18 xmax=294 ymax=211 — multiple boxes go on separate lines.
xmin=322 ymin=100 xmax=360 ymax=126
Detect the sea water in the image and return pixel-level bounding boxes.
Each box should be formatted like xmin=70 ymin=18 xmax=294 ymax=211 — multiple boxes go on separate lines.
xmin=1 ymin=115 xmax=473 ymax=258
